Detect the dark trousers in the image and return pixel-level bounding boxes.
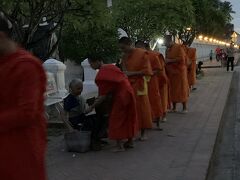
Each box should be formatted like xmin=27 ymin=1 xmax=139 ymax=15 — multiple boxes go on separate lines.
xmin=227 ymin=57 xmax=234 ymax=71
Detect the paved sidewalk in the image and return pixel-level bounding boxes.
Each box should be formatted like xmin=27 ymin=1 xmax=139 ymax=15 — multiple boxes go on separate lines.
xmin=207 ymin=67 xmax=240 ymax=180
xmin=47 ymin=68 xmax=233 ymax=180
xmin=202 ymin=59 xmax=222 ymax=68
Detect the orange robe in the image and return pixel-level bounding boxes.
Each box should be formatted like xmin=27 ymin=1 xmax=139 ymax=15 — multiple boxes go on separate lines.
xmin=122 ymin=48 xmax=153 ymax=129
xmin=0 ymin=49 xmax=47 ymax=180
xmin=166 ymin=44 xmax=189 ymax=103
xmin=95 ymin=65 xmax=138 ymax=139
xmin=147 ymin=51 xmax=163 ymax=120
xmin=156 ymin=53 xmax=171 ymax=113
xmin=187 ymin=48 xmax=197 ymax=86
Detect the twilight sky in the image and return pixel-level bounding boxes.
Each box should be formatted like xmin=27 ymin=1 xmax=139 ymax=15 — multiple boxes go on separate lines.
xmin=228 ymin=0 xmax=240 ymax=33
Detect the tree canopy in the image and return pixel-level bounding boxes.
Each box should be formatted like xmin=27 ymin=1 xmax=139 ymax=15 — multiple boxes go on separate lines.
xmin=113 ymin=0 xmax=195 ymax=41
xmin=191 ymin=0 xmax=234 ymax=40
xmin=0 ymin=0 xmax=69 ymax=54
xmin=0 ymin=0 xmax=235 ymax=62
xmin=61 ymin=0 xmax=119 ymax=63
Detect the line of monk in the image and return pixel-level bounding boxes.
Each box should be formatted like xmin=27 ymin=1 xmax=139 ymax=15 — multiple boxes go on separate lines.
xmin=86 ymin=36 xmax=197 ymax=152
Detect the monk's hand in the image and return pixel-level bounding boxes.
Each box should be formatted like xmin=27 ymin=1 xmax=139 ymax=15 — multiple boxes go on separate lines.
xmin=124 ymin=71 xmax=143 ymax=77
xmin=85 ymin=106 xmax=94 ymax=114
xmin=123 ymin=71 xmax=131 ymax=76
xmin=165 ymin=58 xmax=176 ymax=63
xmin=165 ymin=59 xmax=170 ymax=63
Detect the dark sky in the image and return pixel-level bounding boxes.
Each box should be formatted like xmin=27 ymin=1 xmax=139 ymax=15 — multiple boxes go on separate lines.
xmin=228 ymin=0 xmax=240 ymax=33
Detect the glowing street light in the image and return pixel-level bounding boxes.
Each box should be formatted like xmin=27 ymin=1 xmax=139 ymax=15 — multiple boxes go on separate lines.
xmin=204 ymin=37 xmax=208 ymax=41
xmin=157 ymin=38 xmax=164 ymax=45
xmin=198 ymin=35 xmax=203 ymax=40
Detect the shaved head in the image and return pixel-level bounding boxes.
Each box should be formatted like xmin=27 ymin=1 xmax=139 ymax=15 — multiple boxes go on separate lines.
xmin=0 ymin=13 xmax=16 ymax=56
xmin=0 ymin=14 xmax=12 ymax=36
xmin=135 ymin=40 xmax=146 ymax=49
xmin=119 ymin=37 xmax=132 ymax=45
xmin=69 ymin=79 xmax=83 ymax=89
xmin=119 ymin=37 xmax=134 ymax=54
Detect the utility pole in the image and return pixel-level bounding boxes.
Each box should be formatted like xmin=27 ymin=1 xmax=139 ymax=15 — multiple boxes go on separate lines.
xmin=107 ymin=0 xmax=112 ymax=7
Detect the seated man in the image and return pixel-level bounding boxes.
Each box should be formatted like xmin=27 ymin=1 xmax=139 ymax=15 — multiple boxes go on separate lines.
xmin=64 ymin=79 xmax=90 ymax=130
xmin=64 ymin=79 xmax=106 ymax=150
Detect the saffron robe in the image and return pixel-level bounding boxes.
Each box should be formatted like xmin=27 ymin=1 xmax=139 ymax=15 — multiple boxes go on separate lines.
xmin=95 ymin=64 xmax=138 ymax=139
xmin=122 ymin=48 xmax=153 ymax=129
xmin=156 ymin=53 xmax=171 ymax=113
xmin=166 ymin=44 xmax=189 ymax=103
xmin=147 ymin=51 xmax=163 ymax=119
xmin=187 ymin=48 xmax=197 ymax=86
xmin=0 ymin=49 xmax=47 ymax=180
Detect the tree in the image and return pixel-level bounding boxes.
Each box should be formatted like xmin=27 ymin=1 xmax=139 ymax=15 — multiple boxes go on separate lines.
xmin=113 ymin=0 xmax=194 ymax=43
xmin=0 ymin=0 xmax=106 ymax=60
xmin=0 ymin=0 xmax=71 ymax=58
xmin=113 ymin=0 xmax=162 ymax=41
xmin=190 ymin=0 xmax=234 ymax=41
xmin=61 ymin=0 xmax=119 ymax=63
xmin=177 ymin=0 xmax=234 ymax=46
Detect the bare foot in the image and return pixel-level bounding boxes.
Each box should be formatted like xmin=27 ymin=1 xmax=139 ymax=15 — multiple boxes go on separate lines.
xmin=169 ymin=109 xmax=177 ymax=113
xmin=124 ymin=141 xmax=134 ymax=149
xmin=162 ymin=117 xmax=167 ymax=122
xmin=111 ymin=146 xmax=125 ymax=153
xmin=181 ymin=110 xmax=188 ymax=114
xmin=138 ymin=136 xmax=148 ymax=141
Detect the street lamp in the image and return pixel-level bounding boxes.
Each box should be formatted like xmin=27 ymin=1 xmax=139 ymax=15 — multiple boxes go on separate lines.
xmin=157 ymin=38 xmax=164 ymax=45
xmin=231 ymin=32 xmax=238 ymax=43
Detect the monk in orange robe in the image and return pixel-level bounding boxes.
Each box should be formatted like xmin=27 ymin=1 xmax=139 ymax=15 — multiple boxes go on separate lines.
xmin=135 ymin=40 xmax=163 ymax=129
xmin=187 ymin=47 xmax=197 ymax=90
xmin=0 ymin=16 xmax=47 ymax=180
xmin=156 ymin=53 xmax=171 ymax=121
xmin=165 ymin=36 xmax=189 ymax=113
xmin=87 ymin=58 xmax=138 ymax=152
xmin=119 ymin=37 xmax=153 ymax=140
xmin=145 ymin=43 xmax=171 ymax=122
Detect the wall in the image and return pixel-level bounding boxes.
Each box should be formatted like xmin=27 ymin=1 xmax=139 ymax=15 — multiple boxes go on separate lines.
xmin=158 ymin=40 xmax=225 ymax=62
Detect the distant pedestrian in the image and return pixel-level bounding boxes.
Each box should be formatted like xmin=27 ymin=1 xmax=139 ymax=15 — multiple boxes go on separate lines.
xmin=0 ymin=15 xmax=47 ymax=180
xmin=209 ymin=50 xmax=213 ymax=61
xmin=215 ymin=46 xmax=221 ymax=61
xmin=226 ymin=43 xmax=235 ymax=71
